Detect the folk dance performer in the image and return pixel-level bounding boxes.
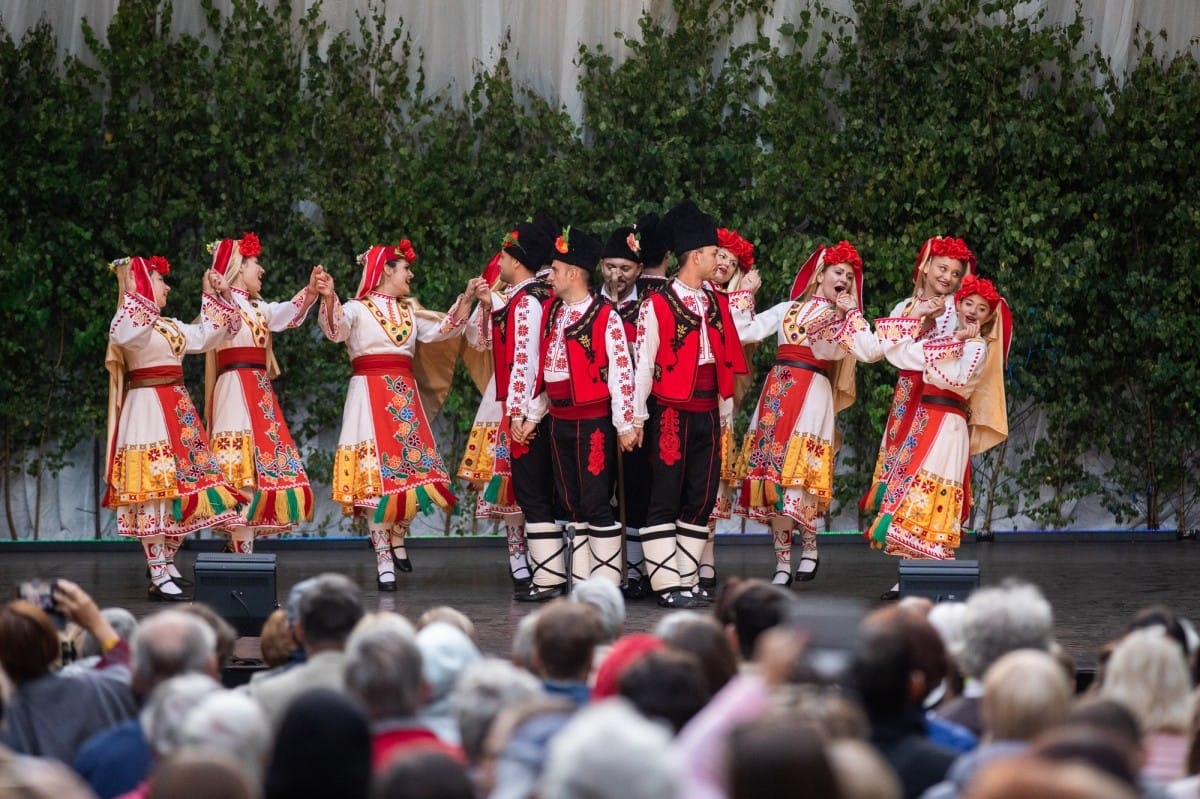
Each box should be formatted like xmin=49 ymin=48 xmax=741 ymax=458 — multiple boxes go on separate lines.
xmin=458 ymin=252 xmax=535 ymax=593
xmin=481 ymin=219 xmax=568 ymax=602
xmin=525 ymin=227 xmax=637 ymax=586
xmin=633 ymin=200 xmax=748 ymax=609
xmin=104 ymin=255 xmax=242 ymax=600
xmin=866 ymin=274 xmax=1011 ymax=562
xmin=734 ymin=241 xmax=882 ymax=585
xmin=315 ymin=240 xmax=487 ymax=591
xmin=204 ymin=233 xmax=319 ymax=553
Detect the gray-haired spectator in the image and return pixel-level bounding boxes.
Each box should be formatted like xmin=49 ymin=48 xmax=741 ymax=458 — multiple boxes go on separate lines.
xmin=60 ymin=608 xmax=139 ymax=677
xmin=539 ymin=698 xmax=680 ymax=799
xmin=511 ymin=611 xmax=541 ymax=672
xmin=344 ymin=611 xmax=463 ymax=770
xmin=147 ymin=750 xmax=261 ymax=799
xmin=417 ymin=606 xmax=477 ymax=643
xmin=75 ymin=610 xmax=218 ymax=798
xmin=179 ymin=690 xmax=273 ymax=784
xmin=571 ymin=580 xmax=625 ymax=681
xmin=450 ymin=658 xmax=543 ymax=782
xmin=245 ymin=573 xmax=364 ymax=728
xmin=416 ymin=621 xmax=482 ymax=745
xmin=933 ymin=580 xmax=1055 ymax=737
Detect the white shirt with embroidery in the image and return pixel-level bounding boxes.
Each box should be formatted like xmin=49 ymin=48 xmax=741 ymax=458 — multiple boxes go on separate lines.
xmin=110 ymin=291 xmax=241 ymax=367
xmin=317 ymin=291 xmax=465 ymax=357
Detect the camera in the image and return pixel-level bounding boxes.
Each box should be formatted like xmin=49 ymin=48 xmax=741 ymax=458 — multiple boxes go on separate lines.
xmin=16 ymin=578 xmax=66 ymax=630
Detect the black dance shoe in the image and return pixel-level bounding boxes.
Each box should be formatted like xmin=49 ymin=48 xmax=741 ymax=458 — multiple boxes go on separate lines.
xmin=657 ymin=589 xmax=710 ymax=610
xmin=622 ymin=575 xmax=652 ymax=601
xmin=771 ymin=569 xmax=794 ymax=588
xmin=148 ymin=579 xmax=188 ymax=602
xmin=377 ymin=572 xmax=398 ymax=592
xmin=794 ymin=555 xmax=820 ymax=583
xmin=515 ymin=583 xmax=567 ymax=603
xmin=390 ymin=547 xmax=413 ymax=573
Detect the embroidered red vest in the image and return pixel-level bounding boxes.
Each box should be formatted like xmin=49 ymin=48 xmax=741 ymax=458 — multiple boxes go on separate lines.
xmin=648 ymin=285 xmax=746 ymax=403
xmin=536 ymin=295 xmax=613 ymax=406
xmin=492 ymin=278 xmax=552 ymax=403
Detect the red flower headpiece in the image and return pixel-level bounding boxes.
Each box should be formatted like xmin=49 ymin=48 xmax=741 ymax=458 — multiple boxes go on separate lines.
xmin=954 ymin=274 xmax=1001 ymax=307
xmin=502 ymin=229 xmax=520 ymax=250
xmin=148 ymin=255 xmax=171 ymax=275
xmin=397 ymin=238 xmax=417 ymax=264
xmin=555 ymin=227 xmax=571 ymax=255
xmin=821 ymin=240 xmax=862 ymax=271
xmin=238 ymin=232 xmax=262 ymax=258
xmin=716 ymin=228 xmax=755 ymax=270
xmin=912 ymin=235 xmax=975 ymax=285
xmin=626 ymin=231 xmax=641 ymax=255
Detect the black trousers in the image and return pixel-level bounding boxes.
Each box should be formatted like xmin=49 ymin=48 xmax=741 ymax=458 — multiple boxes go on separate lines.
xmin=644 ymin=403 xmax=721 ymax=528
xmin=548 ymin=415 xmax=618 ymax=528
xmin=512 ymin=417 xmax=558 ymax=525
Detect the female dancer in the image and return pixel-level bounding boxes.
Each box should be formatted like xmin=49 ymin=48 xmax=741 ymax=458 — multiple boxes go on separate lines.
xmin=205 ymin=233 xmax=320 ymax=552
xmin=315 ymin=240 xmax=487 ymax=590
xmin=735 ymin=241 xmax=882 ymax=585
xmin=866 ymin=274 xmax=1011 ymax=560
xmin=104 ymin=255 xmax=242 ymax=599
xmin=859 ymin=236 xmax=974 ymax=520
xmin=702 ymin=227 xmax=759 ymax=595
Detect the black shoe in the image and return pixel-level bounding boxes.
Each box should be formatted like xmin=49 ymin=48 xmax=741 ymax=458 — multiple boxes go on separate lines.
xmin=148 ymin=580 xmax=188 ymax=602
xmin=880 ymin=587 xmax=900 ymax=601
xmin=390 ymin=547 xmax=413 ymax=573
xmin=794 ymin=555 xmax=820 ymax=583
xmin=698 ymin=574 xmax=717 ymax=591
xmin=515 ymin=583 xmax=567 ymax=603
xmin=771 ymin=569 xmax=794 ymax=588
xmin=377 ymin=572 xmax=398 ymax=592
xmin=657 ymin=589 xmax=709 ymax=609
xmin=146 ymin=566 xmax=193 ymax=587
xmin=622 ymin=575 xmax=652 ymax=601
xmin=692 ymin=582 xmax=715 ymax=601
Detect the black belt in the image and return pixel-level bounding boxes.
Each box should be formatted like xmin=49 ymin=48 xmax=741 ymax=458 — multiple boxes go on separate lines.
xmin=549 ymin=396 xmax=573 ymax=407
xmin=692 ymin=388 xmax=718 ymax=398
xmin=218 ymin=362 xmax=267 ymax=375
xmin=775 ymin=359 xmax=828 ymax=377
xmin=921 ymin=396 xmax=970 ymax=416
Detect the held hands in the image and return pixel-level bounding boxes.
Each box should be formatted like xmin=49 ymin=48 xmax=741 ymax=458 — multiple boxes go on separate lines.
xmin=206 ymin=269 xmax=232 ymax=303
xmin=510 ymin=418 xmax=537 ymax=445
xmin=466 ymin=277 xmax=491 ymax=302
xmin=313 ymin=268 xmax=335 ymax=299
xmin=618 ymin=429 xmax=639 ymax=452
xmin=306 ymin=265 xmax=325 ymax=298
xmin=740 ymin=269 xmax=762 ymax=294
xmin=916 ymin=296 xmax=946 ymax=320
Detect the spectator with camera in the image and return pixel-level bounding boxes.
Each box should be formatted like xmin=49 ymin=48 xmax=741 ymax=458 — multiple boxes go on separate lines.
xmin=0 ymin=579 xmax=136 ymax=763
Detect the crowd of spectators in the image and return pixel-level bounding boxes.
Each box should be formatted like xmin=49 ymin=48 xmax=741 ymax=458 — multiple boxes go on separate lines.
xmin=3 ymin=570 xmax=1200 ymax=799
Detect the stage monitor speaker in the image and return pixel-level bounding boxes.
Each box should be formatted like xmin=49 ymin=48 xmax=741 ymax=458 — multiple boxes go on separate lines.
xmin=899 ymin=559 xmax=979 ymax=603
xmin=193 ymin=553 xmax=278 ymax=637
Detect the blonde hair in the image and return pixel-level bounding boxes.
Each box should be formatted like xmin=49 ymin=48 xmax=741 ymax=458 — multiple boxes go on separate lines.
xmin=982 ymin=649 xmax=1073 ymax=741
xmin=1100 ymin=628 xmax=1193 ymax=733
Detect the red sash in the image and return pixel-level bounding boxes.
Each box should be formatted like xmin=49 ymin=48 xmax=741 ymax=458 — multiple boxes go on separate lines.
xmin=545 ymin=380 xmax=608 ymax=420
xmin=352 ymin=355 xmax=414 ymax=376
xmin=662 ymin=364 xmax=718 ymax=412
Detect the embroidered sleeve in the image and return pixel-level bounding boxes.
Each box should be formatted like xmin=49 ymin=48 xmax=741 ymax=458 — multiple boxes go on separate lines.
xmin=835 ymin=308 xmax=884 ymax=363
xmin=803 ymin=305 xmax=842 ymax=339
xmin=604 ymin=310 xmax=636 ymax=434
xmin=633 ymin=300 xmax=659 ymax=423
xmin=201 ymin=292 xmax=242 ymax=339
xmin=526 ymin=390 xmax=548 ymax=424
xmin=318 ymin=294 xmax=349 ymax=343
xmin=261 ymin=289 xmax=315 ymax=331
xmin=874 ymin=316 xmax=923 ymax=343
xmin=108 ymin=291 xmax=160 ymax=349
xmin=736 ymin=301 xmax=789 ymax=345
xmin=416 ymin=295 xmax=469 ymax=343
xmin=465 ymin=301 xmax=492 ymax=351
xmin=927 ymin=339 xmax=986 ymax=388
xmin=507 ymin=295 xmax=541 ymax=417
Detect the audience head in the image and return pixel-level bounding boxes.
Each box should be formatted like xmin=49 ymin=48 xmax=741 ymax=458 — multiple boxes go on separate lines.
xmin=141 ymin=673 xmax=224 ymax=759
xmin=532 ymin=600 xmax=603 ymax=682
xmin=511 ymin=611 xmax=540 ymax=671
xmin=131 ymin=610 xmax=218 ymax=701
xmin=570 ymin=580 xmax=625 ymax=644
xmin=345 ymin=612 xmax=423 ymax=722
xmin=1061 ymin=698 xmax=1145 ymax=777
xmin=617 ymin=649 xmax=711 ymax=733
xmin=727 ymin=713 xmax=838 ymax=799
xmin=719 ymin=579 xmax=794 ymax=660
xmin=981 ymin=649 xmax=1073 ymax=742
xmin=966 ymin=754 xmax=1139 ymax=799
xmin=297 ymin=573 xmax=365 ymax=651
xmin=371 ymin=750 xmax=474 ymax=799
xmin=265 ymin=688 xmax=372 ymax=799
xmin=179 ymin=602 xmax=238 ymax=668
xmin=179 ymin=690 xmax=273 ymax=784
xmin=827 ymin=738 xmax=903 ymax=799
xmin=450 ymin=657 xmax=544 ymax=765
xmin=483 ymin=698 xmax=575 ymax=799
xmin=957 ymin=580 xmax=1054 ymax=681
xmin=657 ymin=614 xmax=739 ymax=696
xmin=147 ymin=750 xmax=261 ymax=799
xmin=417 ymin=606 xmax=477 ymax=643
xmin=592 ymin=633 xmax=664 ymax=700
xmin=851 ymin=609 xmax=923 ymax=720
xmin=78 ymin=607 xmax=139 ymax=659
xmin=417 ymin=621 xmax=482 ymax=743
xmin=0 ymin=601 xmax=60 ymax=683
xmin=259 ymin=608 xmax=298 ymax=669
xmin=285 ymin=577 xmax=318 ymax=629
xmin=1029 ymin=726 xmax=1142 ymax=793
xmin=540 ymin=699 xmax=680 ymax=799
xmin=1099 ymin=626 xmax=1192 ymax=734
xmin=772 ymin=684 xmax=871 ymax=741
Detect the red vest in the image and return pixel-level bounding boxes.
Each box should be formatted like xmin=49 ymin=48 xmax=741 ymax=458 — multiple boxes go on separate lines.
xmin=648 ymin=285 xmax=747 ymax=403
xmin=492 ymin=278 xmax=552 ymax=403
xmin=536 ymin=294 xmax=614 ymax=407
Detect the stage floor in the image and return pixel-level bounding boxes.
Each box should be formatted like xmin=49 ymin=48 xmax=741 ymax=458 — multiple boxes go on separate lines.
xmin=1 ymin=536 xmax=1193 ymax=670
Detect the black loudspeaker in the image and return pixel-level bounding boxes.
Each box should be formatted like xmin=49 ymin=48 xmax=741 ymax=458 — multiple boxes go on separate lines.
xmin=193 ymin=553 xmax=278 ymax=637
xmin=899 ymin=559 xmax=979 ymax=603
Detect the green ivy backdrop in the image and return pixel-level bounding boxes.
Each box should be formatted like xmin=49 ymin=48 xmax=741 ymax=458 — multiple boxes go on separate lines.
xmin=1 ymin=0 xmax=1197 ymax=538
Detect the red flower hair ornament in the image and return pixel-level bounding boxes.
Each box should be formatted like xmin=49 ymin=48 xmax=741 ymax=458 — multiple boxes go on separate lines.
xmin=913 ymin=235 xmax=975 ymax=284
xmin=555 ymin=226 xmax=571 ymax=255
xmin=147 ymin=255 xmax=171 ymax=275
xmin=716 ymin=228 xmax=755 ymax=270
xmin=955 ymin=273 xmax=1012 ymax=364
xmin=238 ymin=232 xmax=262 ymax=259
xmin=397 ymin=238 xmax=417 ymax=264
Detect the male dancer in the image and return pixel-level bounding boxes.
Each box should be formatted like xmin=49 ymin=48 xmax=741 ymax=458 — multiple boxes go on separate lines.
xmin=527 ymin=227 xmax=637 ymax=586
xmin=633 ymin=200 xmax=748 ymax=608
